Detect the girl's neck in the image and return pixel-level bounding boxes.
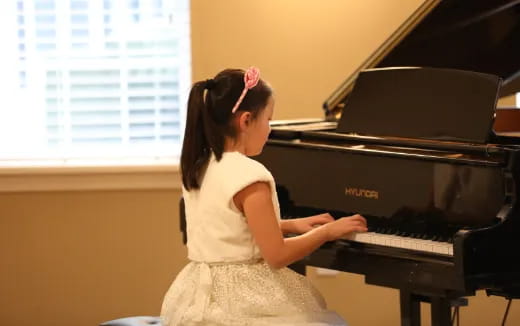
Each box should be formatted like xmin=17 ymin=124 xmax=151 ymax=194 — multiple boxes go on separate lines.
xmin=224 ymin=137 xmax=246 ymax=155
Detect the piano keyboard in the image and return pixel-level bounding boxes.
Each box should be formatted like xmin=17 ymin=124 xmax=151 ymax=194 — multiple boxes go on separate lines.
xmin=342 ymin=232 xmax=454 ymax=256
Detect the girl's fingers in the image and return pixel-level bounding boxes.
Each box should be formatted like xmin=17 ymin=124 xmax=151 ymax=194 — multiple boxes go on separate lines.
xmin=348 ymin=215 xmax=367 ymax=225
xmin=353 ymin=226 xmax=368 ymax=233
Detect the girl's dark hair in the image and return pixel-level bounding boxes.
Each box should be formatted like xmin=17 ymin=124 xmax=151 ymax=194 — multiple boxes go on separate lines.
xmin=180 ymin=68 xmax=273 ymax=190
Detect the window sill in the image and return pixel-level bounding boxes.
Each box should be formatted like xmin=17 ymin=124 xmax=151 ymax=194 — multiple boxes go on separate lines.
xmin=0 ymin=159 xmax=182 ymax=192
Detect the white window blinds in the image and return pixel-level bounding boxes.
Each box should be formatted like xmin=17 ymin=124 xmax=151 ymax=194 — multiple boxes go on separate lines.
xmin=0 ymin=0 xmax=190 ymax=161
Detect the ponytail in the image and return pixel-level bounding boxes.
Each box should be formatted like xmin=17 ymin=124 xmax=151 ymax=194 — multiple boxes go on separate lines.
xmin=180 ymin=81 xmax=210 ymax=190
xmin=181 ymin=69 xmax=272 ymax=190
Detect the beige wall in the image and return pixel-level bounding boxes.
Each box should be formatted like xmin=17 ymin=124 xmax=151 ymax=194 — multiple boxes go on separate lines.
xmin=498 ymin=94 xmax=517 ymax=107
xmin=0 ymin=190 xmax=187 ymax=326
xmin=192 ymin=0 xmax=427 ymax=119
xmin=1 ymin=1 xmax=519 ymax=326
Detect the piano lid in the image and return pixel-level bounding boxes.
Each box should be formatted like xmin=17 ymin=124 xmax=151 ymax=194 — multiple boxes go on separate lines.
xmin=324 ymin=0 xmax=520 ymax=117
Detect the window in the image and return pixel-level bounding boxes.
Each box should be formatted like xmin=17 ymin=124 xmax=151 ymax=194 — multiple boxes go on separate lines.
xmin=0 ymin=0 xmax=190 ymax=161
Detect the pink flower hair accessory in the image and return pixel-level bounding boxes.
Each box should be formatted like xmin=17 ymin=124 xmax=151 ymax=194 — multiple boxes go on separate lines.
xmin=231 ymin=66 xmax=260 ymax=114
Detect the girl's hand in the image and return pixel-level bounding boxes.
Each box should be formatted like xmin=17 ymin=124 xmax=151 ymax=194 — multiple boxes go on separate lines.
xmin=322 ymin=214 xmax=368 ymax=241
xmin=290 ymin=213 xmax=335 ymax=234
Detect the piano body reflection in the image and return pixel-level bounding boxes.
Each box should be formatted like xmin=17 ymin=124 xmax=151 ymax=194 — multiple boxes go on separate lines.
xmin=254 ymin=1 xmax=520 ymax=325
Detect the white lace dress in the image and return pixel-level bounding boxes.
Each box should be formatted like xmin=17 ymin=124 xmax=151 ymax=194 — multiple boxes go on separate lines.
xmin=161 ymin=152 xmax=347 ymax=326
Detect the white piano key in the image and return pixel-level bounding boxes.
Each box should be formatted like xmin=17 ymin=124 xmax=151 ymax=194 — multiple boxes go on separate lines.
xmin=342 ymin=232 xmax=453 ymax=257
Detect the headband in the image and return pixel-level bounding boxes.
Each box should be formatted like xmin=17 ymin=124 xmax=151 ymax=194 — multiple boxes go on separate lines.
xmin=231 ymin=67 xmax=260 ymax=114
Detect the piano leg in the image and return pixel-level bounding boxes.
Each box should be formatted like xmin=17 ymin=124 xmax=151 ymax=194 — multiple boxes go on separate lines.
xmin=430 ymin=297 xmax=451 ymax=326
xmin=400 ymin=291 xmax=420 ymax=326
xmin=399 ymin=291 xmax=466 ymax=326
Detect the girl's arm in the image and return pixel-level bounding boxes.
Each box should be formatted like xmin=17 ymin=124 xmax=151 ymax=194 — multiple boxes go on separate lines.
xmin=280 ymin=213 xmax=335 ymax=235
xmin=234 ymin=181 xmax=367 ymax=269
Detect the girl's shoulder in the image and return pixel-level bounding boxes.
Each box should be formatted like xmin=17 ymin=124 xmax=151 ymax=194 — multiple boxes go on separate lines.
xmin=207 ymin=152 xmax=274 ymax=191
xmin=218 ymin=152 xmax=270 ymax=174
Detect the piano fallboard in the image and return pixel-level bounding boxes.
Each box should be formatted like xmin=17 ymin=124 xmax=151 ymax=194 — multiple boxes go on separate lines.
xmin=260 ymin=137 xmax=509 ymax=228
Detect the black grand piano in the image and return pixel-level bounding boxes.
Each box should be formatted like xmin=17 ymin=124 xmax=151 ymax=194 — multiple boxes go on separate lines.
xmin=254 ymin=1 xmax=520 ymax=325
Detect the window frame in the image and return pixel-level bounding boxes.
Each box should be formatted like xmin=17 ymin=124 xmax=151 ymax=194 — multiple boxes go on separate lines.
xmin=0 ymin=159 xmax=182 ymax=192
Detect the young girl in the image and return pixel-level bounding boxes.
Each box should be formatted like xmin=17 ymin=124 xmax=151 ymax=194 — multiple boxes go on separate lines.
xmin=161 ymin=67 xmax=367 ymax=325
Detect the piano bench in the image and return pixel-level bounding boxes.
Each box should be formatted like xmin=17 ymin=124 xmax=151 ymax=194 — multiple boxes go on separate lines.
xmin=99 ymin=316 xmax=162 ymax=326
xmin=288 ymin=260 xmax=307 ymax=276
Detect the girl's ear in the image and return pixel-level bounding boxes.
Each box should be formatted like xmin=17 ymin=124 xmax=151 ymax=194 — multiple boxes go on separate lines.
xmin=237 ymin=111 xmax=252 ymax=132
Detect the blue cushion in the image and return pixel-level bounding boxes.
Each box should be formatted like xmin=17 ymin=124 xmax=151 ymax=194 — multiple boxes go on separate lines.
xmin=100 ymin=316 xmax=162 ymax=326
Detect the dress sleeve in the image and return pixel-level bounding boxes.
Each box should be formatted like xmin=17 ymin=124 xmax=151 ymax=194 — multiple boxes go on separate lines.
xmin=222 ymin=155 xmax=275 ymax=199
